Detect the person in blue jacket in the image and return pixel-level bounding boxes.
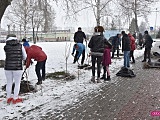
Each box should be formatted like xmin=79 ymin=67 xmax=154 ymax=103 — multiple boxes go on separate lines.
xmin=72 ymin=43 xmax=85 ymax=65
xmin=22 ymin=38 xmax=30 ymax=47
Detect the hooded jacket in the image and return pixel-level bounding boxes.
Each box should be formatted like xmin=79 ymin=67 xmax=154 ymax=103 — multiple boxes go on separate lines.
xmin=4 ymin=37 xmax=27 ymax=70
xmin=102 ymin=47 xmax=111 ymax=66
xmin=128 ymin=33 xmax=136 ymax=51
xmin=25 ymin=45 xmax=47 ymax=68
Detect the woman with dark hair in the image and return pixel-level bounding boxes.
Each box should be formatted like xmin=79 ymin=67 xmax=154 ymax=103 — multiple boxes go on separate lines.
xmin=88 ymin=26 xmax=106 ymax=83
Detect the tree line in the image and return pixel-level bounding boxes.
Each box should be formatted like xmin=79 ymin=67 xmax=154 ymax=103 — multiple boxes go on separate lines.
xmin=0 ymin=0 xmax=159 ymax=35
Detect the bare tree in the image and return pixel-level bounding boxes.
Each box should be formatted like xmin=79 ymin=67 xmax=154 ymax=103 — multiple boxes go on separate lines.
xmin=139 ymin=21 xmax=148 ymax=34
xmin=59 ymin=0 xmax=113 ymax=26
xmin=0 ymin=0 xmax=12 ymax=26
xmin=117 ymin=0 xmax=158 ymax=33
xmin=5 ymin=0 xmax=55 ymax=43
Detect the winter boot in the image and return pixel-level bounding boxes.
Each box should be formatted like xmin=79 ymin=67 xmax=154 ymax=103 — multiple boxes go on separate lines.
xmin=101 ymin=74 xmax=107 ymax=81
xmin=91 ymin=76 xmax=95 ymax=83
xmin=12 ymin=98 xmax=23 ymax=104
xmin=7 ymin=98 xmax=13 ymax=104
xmin=106 ymin=76 xmax=111 ymax=81
xmin=96 ymin=78 xmax=101 ymax=83
xmin=100 ymin=74 xmax=106 ymax=80
xmin=36 ymin=81 xmax=42 ymax=85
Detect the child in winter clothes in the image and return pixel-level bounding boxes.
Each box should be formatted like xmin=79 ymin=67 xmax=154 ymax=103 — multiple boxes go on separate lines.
xmin=101 ymin=41 xmax=112 ymax=81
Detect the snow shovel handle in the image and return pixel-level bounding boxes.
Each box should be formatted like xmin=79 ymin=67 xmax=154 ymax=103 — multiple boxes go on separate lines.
xmin=71 ymin=54 xmax=80 ymax=65
xmin=21 ymin=68 xmax=27 ymax=80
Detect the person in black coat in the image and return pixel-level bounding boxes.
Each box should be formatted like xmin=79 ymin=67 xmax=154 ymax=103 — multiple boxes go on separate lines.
xmin=74 ymin=27 xmax=86 ymax=43
xmin=111 ymin=34 xmax=121 ymax=58
xmin=121 ymin=31 xmax=131 ymax=68
xmin=88 ymin=26 xmax=106 ymax=83
xmin=142 ymin=30 xmax=153 ymax=63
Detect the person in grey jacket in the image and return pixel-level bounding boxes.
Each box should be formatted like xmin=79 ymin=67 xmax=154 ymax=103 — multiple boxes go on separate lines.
xmin=88 ymin=26 xmax=106 ymax=83
xmin=4 ymin=34 xmax=27 ymax=104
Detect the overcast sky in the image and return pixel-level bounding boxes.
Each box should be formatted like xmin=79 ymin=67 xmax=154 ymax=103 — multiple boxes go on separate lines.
xmin=53 ymin=2 xmax=160 ymax=31
xmin=1 ymin=1 xmax=160 ymax=31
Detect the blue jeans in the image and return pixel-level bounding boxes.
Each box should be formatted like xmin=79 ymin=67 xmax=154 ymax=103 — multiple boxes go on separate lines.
xmin=123 ymin=51 xmax=130 ymax=68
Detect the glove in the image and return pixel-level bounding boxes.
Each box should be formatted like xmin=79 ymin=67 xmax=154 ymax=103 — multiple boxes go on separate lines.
xmin=71 ymin=53 xmax=74 ymax=56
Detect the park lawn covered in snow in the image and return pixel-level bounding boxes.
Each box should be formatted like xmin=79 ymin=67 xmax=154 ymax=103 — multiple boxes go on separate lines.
xmin=0 ymin=41 xmax=147 ymax=119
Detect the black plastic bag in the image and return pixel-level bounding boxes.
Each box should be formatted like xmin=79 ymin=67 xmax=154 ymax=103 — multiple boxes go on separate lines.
xmin=116 ymin=67 xmax=136 ymax=77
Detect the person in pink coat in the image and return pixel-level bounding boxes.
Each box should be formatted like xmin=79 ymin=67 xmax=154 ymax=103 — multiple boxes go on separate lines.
xmin=101 ymin=42 xmax=112 ymax=81
xmin=128 ymin=33 xmax=136 ymax=63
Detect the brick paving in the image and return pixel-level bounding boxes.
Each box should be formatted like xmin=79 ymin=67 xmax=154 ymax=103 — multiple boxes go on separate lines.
xmin=44 ymin=41 xmax=160 ymax=120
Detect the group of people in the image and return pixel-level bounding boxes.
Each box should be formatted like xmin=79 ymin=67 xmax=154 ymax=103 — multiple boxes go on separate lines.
xmin=72 ymin=26 xmax=153 ymax=83
xmin=4 ymin=34 xmax=47 ymax=104
xmin=72 ymin=26 xmax=112 ymax=82
xmin=4 ymin=26 xmax=153 ymax=104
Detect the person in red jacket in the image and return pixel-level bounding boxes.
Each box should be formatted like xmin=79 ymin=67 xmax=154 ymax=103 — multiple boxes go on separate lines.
xmin=25 ymin=45 xmax=47 ymax=85
xmin=128 ymin=33 xmax=136 ymax=63
xmin=101 ymin=41 xmax=112 ymax=81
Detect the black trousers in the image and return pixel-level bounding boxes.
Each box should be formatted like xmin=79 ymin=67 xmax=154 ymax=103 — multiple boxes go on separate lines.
xmin=130 ymin=50 xmax=135 ymax=62
xmin=112 ymin=47 xmax=119 ymax=58
xmin=74 ymin=50 xmax=85 ymax=65
xmin=144 ymin=47 xmax=151 ymax=62
xmin=91 ymin=55 xmax=102 ymax=78
xmin=35 ymin=59 xmax=46 ymax=82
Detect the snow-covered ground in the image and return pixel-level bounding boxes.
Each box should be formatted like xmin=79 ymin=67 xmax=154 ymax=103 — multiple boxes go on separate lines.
xmin=0 ymin=40 xmax=158 ymax=119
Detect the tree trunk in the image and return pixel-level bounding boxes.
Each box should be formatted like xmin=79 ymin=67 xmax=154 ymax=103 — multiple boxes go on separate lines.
xmin=96 ymin=0 xmax=100 ymax=26
xmin=134 ymin=0 xmax=139 ymax=34
xmin=0 ymin=0 xmax=11 ymax=26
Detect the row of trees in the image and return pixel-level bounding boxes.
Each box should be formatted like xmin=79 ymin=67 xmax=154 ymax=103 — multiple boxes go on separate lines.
xmin=0 ymin=0 xmax=159 ymax=36
xmin=1 ymin=0 xmax=55 ymax=43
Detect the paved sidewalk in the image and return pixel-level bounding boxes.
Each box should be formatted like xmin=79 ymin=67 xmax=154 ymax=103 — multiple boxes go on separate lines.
xmin=45 ymin=41 xmax=160 ymax=120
